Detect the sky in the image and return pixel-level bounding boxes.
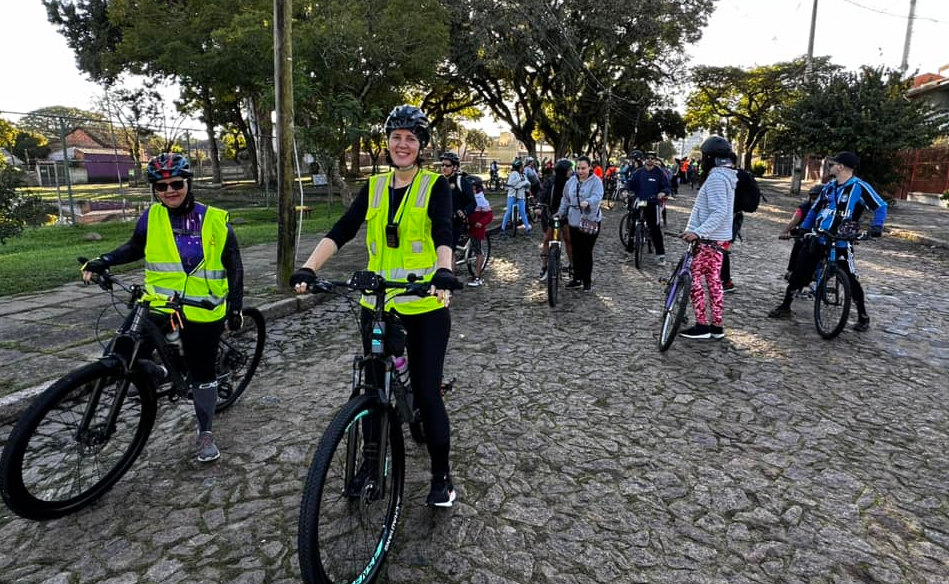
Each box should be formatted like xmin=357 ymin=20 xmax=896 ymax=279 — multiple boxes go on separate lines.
xmin=2 ymin=0 xmax=948 ymax=133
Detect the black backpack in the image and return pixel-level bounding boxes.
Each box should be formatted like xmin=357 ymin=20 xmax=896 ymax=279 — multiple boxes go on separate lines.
xmin=734 ymin=168 xmax=761 ymax=213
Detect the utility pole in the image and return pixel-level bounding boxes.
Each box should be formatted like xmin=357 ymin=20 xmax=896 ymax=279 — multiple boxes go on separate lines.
xmin=274 ymin=0 xmax=296 ymax=290
xmin=791 ymin=0 xmax=819 ymax=196
xmin=601 ymin=87 xmax=611 ymax=169
xmin=58 ymin=117 xmax=77 ymax=226
xmin=900 ymin=0 xmax=918 ymax=75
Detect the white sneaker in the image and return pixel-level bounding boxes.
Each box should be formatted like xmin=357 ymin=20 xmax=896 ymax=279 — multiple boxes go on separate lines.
xmin=657 ymin=255 xmax=666 ymax=267
xmin=467 ymin=278 xmax=483 ymax=287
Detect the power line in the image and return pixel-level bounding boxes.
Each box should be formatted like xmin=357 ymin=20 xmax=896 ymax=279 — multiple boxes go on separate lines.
xmin=839 ymin=0 xmax=945 ymax=23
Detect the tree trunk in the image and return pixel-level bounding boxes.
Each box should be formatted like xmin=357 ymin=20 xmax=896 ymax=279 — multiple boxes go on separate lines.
xmin=348 ymin=136 xmax=361 ymax=177
xmin=201 ymin=89 xmax=223 ymax=184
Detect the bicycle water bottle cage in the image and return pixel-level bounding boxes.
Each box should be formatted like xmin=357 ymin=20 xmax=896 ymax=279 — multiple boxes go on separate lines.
xmin=350 ymin=271 xmax=382 ymax=291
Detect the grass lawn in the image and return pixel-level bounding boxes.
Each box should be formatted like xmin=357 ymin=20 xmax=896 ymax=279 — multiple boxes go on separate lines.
xmin=0 ymin=200 xmax=345 ymax=297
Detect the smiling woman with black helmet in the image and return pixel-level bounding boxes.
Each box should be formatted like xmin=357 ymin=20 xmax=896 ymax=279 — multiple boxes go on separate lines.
xmin=290 ymin=105 xmax=461 ymax=507
xmin=80 ymin=153 xmax=245 ymax=463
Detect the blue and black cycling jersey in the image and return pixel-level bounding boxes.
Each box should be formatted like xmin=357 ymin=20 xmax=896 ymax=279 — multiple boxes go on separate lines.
xmin=801 ymin=176 xmax=887 ymax=247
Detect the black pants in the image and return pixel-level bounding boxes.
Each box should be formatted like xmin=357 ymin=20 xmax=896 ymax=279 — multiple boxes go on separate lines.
xmin=719 ymin=213 xmax=741 ymax=283
xmin=123 ymin=310 xmax=225 ymax=431
xmin=568 ymin=226 xmax=599 ymax=286
xmin=781 ymin=244 xmax=867 ymax=316
xmin=641 ymin=200 xmax=665 ymax=256
xmin=361 ymin=307 xmax=452 ymax=477
xmin=786 ymin=239 xmax=804 ymax=272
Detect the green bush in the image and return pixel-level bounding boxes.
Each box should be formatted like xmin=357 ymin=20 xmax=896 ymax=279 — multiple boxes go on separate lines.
xmin=941 ymin=190 xmax=949 ymax=207
xmin=0 ymin=161 xmax=48 ymax=244
xmin=751 ymin=161 xmax=767 ymax=177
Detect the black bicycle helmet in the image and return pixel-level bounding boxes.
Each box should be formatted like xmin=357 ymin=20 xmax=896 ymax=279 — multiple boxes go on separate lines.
xmin=512 ymin=159 xmax=523 ymax=169
xmin=146 ymin=153 xmax=192 ymax=182
xmin=439 ymin=152 xmax=460 ymax=165
xmin=470 ymin=176 xmax=483 ymax=189
xmin=700 ymin=135 xmax=733 ymax=158
xmin=384 ymin=105 xmax=431 ymax=149
xmin=630 ymin=150 xmax=644 ymax=161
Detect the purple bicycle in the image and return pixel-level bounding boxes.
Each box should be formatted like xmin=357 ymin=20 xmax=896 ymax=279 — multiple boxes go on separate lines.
xmin=657 ymin=234 xmax=725 ymax=351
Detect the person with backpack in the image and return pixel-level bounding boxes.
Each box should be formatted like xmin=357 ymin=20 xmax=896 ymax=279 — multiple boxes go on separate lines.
xmin=679 ymin=136 xmax=736 ymax=340
xmin=719 ymin=152 xmax=762 ymax=292
xmin=440 ymin=152 xmax=475 ymax=252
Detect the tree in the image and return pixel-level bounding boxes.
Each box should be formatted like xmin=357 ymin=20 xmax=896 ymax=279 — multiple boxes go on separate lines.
xmin=12 ymin=131 xmax=51 ymax=166
xmin=684 ymin=58 xmax=838 ymax=168
xmin=0 ymin=160 xmax=48 ymax=244
xmin=0 ymin=119 xmax=16 ymax=149
xmin=17 ymin=106 xmax=106 ymax=139
xmin=465 ymin=128 xmax=491 ymax=159
xmin=44 ymin=0 xmax=123 ymax=82
xmin=773 ymin=67 xmax=946 ymax=192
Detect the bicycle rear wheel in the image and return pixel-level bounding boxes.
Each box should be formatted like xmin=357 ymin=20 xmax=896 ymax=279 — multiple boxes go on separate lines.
xmin=547 ymin=245 xmax=561 ymax=308
xmin=465 ymin=234 xmax=491 ymax=277
xmin=814 ymin=265 xmax=851 ymax=339
xmin=633 ymin=222 xmax=645 ymax=269
xmin=215 ymin=307 xmax=266 ymax=412
xmin=298 ymin=394 xmax=405 ymax=584
xmin=0 ymin=361 xmax=157 ymax=520
xmin=658 ymin=273 xmax=692 ymax=352
xmin=619 ymin=213 xmax=633 ymax=251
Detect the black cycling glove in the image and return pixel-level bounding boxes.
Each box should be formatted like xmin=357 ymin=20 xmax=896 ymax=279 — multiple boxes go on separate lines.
xmin=869 ymin=226 xmax=883 ymax=238
xmin=82 ymin=256 xmax=110 ymax=274
xmin=289 ymin=267 xmax=317 ymax=289
xmin=226 ymin=310 xmax=244 ymax=332
xmin=431 ymin=268 xmax=461 ymax=291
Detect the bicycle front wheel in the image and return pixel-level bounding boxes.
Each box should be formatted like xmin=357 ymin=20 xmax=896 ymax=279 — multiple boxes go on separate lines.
xmin=658 ymin=273 xmax=691 ymax=352
xmin=619 ymin=213 xmax=633 ymax=251
xmin=298 ymin=394 xmax=405 ymax=584
xmin=216 ymin=307 xmax=266 ymax=412
xmin=633 ymin=222 xmax=645 ymax=269
xmin=0 ymin=361 xmax=157 ymax=520
xmin=547 ymin=245 xmax=561 ymax=308
xmin=814 ymin=265 xmax=851 ymax=339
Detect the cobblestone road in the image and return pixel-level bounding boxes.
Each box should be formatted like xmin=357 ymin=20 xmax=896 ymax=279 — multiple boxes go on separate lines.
xmin=2 ymin=191 xmax=949 ymax=583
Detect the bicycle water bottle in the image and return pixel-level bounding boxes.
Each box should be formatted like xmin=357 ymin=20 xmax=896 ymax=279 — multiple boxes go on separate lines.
xmin=165 ymin=328 xmax=184 ymax=356
xmin=370 ymin=322 xmax=385 ymax=355
xmin=392 ymin=355 xmax=415 ymax=422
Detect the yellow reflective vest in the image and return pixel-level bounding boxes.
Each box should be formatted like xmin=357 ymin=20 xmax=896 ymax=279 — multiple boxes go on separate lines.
xmin=143 ymin=204 xmax=229 ymax=322
xmin=360 ymin=170 xmax=442 ymax=315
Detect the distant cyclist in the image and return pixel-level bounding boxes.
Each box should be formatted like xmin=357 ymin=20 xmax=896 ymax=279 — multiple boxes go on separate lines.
xmin=624 ymin=151 xmax=671 ymax=267
xmin=768 ymin=151 xmax=885 ymax=331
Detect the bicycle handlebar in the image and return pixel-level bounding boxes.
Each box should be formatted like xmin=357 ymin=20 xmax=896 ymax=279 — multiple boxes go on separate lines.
xmin=77 ymin=257 xmax=216 ymax=310
xmin=787 ymin=229 xmax=870 ymax=242
xmin=304 ymin=270 xmax=443 ymax=297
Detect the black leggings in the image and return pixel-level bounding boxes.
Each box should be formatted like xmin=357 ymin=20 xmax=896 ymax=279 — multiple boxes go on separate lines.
xmin=361 ymin=307 xmax=452 ymax=477
xmin=568 ymin=226 xmax=599 ymax=286
xmin=123 ymin=310 xmax=224 ymax=431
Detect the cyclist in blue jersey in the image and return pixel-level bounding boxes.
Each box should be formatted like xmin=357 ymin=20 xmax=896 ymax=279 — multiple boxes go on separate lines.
xmin=624 ymin=151 xmax=671 ymax=266
xmin=768 ymin=151 xmax=886 ymax=331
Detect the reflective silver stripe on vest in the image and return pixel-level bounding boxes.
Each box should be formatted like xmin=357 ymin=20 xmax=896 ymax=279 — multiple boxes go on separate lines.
xmin=369 ymin=241 xmax=377 ymax=256
xmin=198 ymin=269 xmax=227 ymax=280
xmin=415 ymin=174 xmax=433 ymax=207
xmin=146 ymin=261 xmax=183 ymax=273
xmin=386 ymin=266 xmax=436 ymax=280
xmin=411 ymin=241 xmax=423 ymax=254
xmin=370 ymin=176 xmax=387 ymax=209
xmin=150 ymin=285 xmax=226 ymax=307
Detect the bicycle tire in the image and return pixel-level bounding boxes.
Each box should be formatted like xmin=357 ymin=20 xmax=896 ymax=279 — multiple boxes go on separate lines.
xmin=215 ymin=307 xmax=266 ymax=412
xmin=814 ymin=264 xmax=851 ymax=340
xmin=465 ymin=234 xmax=491 ymax=278
xmin=633 ymin=222 xmax=645 ymax=269
xmin=0 ymin=361 xmax=157 ymax=520
xmin=619 ymin=213 xmax=633 ymax=251
xmin=298 ymin=394 xmax=405 ymax=584
xmin=658 ymin=272 xmax=692 ymax=352
xmin=547 ymin=245 xmax=560 ymax=308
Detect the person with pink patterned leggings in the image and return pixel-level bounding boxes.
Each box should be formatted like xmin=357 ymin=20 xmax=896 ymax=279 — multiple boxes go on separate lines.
xmin=680 ymin=136 xmax=736 ymax=340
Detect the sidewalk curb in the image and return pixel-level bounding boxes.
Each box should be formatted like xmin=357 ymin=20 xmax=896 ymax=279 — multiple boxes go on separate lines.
xmin=0 ymin=292 xmax=330 ymax=427
xmin=886 ymin=228 xmax=949 ymax=250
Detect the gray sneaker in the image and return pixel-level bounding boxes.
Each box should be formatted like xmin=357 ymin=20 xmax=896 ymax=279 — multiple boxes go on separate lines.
xmin=656 ymin=255 xmax=666 ymax=267
xmin=195 ymin=431 xmax=220 ymax=463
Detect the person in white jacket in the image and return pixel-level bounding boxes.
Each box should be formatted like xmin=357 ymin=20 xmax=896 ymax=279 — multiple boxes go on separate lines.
xmin=680 ymin=136 xmax=736 ymax=340
xmin=500 ymin=159 xmax=532 ymax=235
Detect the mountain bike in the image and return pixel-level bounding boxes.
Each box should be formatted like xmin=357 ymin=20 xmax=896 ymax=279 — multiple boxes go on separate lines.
xmin=0 ymin=264 xmax=265 ymax=520
xmin=657 ymin=235 xmax=725 ymax=352
xmin=455 ymin=229 xmax=491 ymax=278
xmin=619 ymin=197 xmax=652 ymax=269
xmin=538 ymin=205 xmax=564 ymax=307
xmin=797 ymin=227 xmax=870 ymax=339
xmin=297 ymin=271 xmax=459 ymax=584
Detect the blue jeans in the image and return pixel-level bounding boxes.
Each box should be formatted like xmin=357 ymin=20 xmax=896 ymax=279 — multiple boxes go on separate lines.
xmin=501 ymin=197 xmax=530 ymax=232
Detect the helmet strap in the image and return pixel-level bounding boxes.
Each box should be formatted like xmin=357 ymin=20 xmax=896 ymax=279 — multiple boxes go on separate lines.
xmin=394 ymin=162 xmax=417 ymax=172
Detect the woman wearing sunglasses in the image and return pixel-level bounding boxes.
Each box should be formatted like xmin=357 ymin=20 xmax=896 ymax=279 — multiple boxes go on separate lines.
xmin=80 ymin=153 xmax=245 ymax=464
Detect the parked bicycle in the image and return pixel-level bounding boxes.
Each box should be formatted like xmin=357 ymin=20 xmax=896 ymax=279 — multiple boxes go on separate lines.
xmin=0 ymin=263 xmax=265 ymax=520
xmin=454 ymin=228 xmax=491 ymax=279
xmin=657 ymin=235 xmax=725 ymax=352
xmin=619 ymin=197 xmax=653 ymax=269
xmin=297 ymin=270 xmax=458 ymax=584
xmin=794 ymin=227 xmax=871 ymax=339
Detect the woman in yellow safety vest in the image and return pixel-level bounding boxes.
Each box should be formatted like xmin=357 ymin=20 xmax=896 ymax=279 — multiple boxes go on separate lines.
xmin=81 ymin=153 xmax=244 ymax=464
xmin=291 ymin=105 xmax=461 ymax=507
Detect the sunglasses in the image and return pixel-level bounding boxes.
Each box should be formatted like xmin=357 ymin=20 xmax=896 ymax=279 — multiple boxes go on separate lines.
xmin=441 ymin=162 xmax=454 ymax=167
xmin=154 ymin=180 xmax=186 ymax=192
